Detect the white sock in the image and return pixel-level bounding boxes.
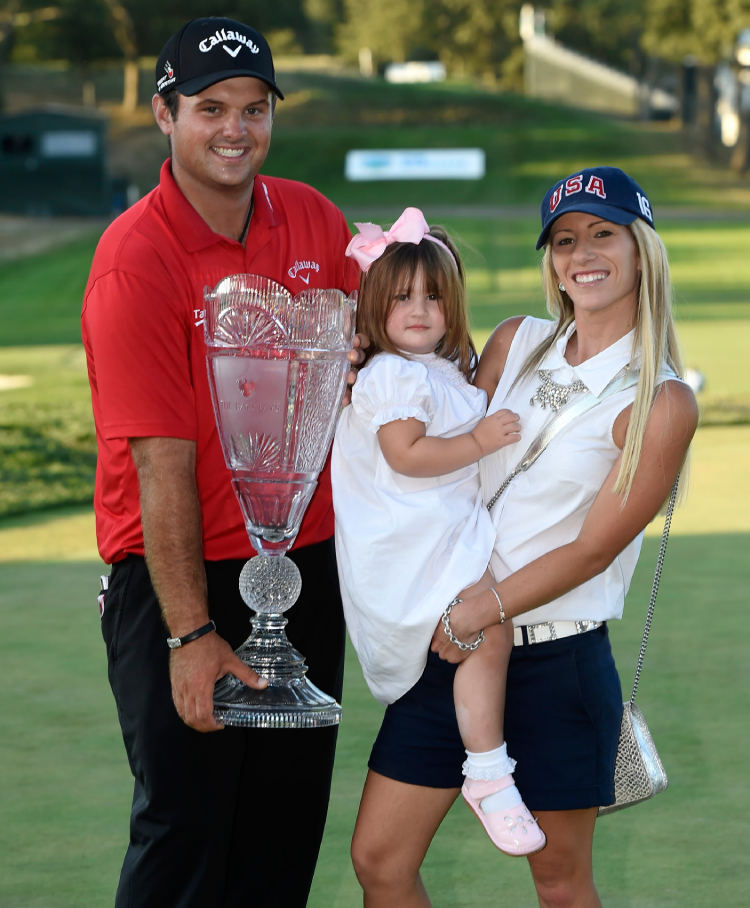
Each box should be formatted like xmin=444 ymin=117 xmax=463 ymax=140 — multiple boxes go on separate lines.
xmin=462 ymin=743 xmax=523 ymax=816
xmin=462 ymin=742 xmax=516 ymax=780
xmin=480 ymin=784 xmax=523 ymax=815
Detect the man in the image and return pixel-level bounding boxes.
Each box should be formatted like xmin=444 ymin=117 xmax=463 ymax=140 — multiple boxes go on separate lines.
xmin=82 ymin=17 xmax=361 ymax=907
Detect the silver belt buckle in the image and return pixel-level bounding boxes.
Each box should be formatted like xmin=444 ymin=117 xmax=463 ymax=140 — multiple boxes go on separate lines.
xmin=527 ymin=621 xmax=557 ymax=644
xmin=575 ymin=620 xmax=601 ymax=635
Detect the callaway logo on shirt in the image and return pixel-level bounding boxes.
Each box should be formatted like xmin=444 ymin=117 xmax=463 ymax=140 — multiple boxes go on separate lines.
xmin=288 ymin=260 xmax=321 ymax=284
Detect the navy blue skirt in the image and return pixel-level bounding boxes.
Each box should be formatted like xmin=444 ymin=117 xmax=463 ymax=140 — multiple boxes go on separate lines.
xmin=368 ymin=623 xmax=622 ymax=811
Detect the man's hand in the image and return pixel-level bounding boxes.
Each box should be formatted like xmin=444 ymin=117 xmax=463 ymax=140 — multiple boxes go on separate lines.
xmin=130 ymin=436 xmax=267 ymax=733
xmin=170 ymin=631 xmax=268 ymax=733
xmin=470 ymin=409 xmax=521 ymax=458
xmin=343 ymin=332 xmax=370 ymax=406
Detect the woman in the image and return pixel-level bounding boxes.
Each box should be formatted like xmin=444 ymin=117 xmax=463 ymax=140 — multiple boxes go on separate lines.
xmin=349 ymin=166 xmax=698 ymax=908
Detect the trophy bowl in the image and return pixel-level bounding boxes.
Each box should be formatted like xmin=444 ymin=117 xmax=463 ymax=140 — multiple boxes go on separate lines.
xmin=204 ymin=274 xmax=357 ymax=728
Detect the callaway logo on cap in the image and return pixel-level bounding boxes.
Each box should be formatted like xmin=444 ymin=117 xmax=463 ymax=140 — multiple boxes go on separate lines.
xmin=536 ymin=166 xmax=654 ymax=249
xmin=156 ymin=17 xmax=284 ymax=99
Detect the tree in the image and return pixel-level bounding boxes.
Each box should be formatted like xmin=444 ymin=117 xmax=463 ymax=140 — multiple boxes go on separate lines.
xmin=336 ymin=0 xmax=426 ymax=68
xmin=547 ymin=0 xmax=646 ymax=75
xmin=337 ymin=0 xmax=525 ymax=81
xmin=101 ymin=0 xmax=138 ymax=109
xmin=641 ymin=0 xmax=750 ymax=64
xmin=431 ymin=0 xmax=524 ymax=82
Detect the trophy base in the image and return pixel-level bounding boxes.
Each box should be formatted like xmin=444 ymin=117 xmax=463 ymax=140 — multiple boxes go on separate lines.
xmin=212 ymin=556 xmax=342 ymax=728
xmin=213 ymin=674 xmax=342 ymax=729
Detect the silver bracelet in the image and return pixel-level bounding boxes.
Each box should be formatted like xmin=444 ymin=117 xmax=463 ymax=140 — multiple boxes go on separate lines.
xmin=488 ymin=587 xmax=506 ymax=624
xmin=442 ymin=598 xmax=485 ymax=651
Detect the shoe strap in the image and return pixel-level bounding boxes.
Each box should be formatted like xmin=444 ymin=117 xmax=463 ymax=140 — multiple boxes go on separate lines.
xmin=464 ymin=774 xmax=515 ymax=799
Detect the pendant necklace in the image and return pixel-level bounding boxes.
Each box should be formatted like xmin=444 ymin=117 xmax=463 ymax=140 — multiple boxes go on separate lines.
xmin=530 ymin=369 xmax=589 ymax=411
xmin=238 ymin=197 xmax=254 ymax=245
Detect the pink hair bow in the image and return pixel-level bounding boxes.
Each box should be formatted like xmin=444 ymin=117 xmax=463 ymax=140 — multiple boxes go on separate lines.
xmin=345 ymin=207 xmax=454 ymax=272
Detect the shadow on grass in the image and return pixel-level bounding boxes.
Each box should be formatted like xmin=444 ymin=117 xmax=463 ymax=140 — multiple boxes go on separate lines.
xmin=0 ymin=534 xmax=747 ymax=907
xmin=0 ymin=419 xmax=96 ymax=519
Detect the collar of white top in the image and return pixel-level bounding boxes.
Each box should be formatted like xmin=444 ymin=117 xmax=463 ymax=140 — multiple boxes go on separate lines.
xmin=396 ymin=350 xmax=468 ymax=389
xmin=544 ymin=321 xmax=638 ymax=397
xmin=398 ymin=350 xmax=440 ymax=362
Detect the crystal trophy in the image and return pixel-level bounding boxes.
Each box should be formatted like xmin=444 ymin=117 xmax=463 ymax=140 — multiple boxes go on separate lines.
xmin=204 ymin=274 xmax=357 ymax=728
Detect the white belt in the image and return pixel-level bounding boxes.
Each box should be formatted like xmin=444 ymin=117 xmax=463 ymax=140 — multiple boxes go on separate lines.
xmin=513 ymin=620 xmax=603 ymax=647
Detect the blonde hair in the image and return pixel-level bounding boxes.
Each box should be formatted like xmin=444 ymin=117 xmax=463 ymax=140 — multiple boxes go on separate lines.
xmin=517 ymin=218 xmax=685 ymax=502
xmin=355 ymin=226 xmax=477 ymax=379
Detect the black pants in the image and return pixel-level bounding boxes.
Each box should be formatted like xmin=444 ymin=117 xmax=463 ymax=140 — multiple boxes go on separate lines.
xmin=101 ymin=539 xmax=346 ymax=908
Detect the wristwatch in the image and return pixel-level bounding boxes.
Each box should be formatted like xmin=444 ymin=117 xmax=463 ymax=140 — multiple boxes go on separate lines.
xmin=167 ymin=620 xmax=216 ymax=649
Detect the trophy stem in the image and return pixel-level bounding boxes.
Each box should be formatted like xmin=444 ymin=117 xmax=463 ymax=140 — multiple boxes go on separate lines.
xmin=235 ymin=613 xmax=308 ymax=681
xmin=212 ymin=554 xmax=342 ymax=729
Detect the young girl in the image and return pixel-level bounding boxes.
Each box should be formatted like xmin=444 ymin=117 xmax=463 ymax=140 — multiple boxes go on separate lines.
xmin=331 ymin=207 xmax=545 ymax=856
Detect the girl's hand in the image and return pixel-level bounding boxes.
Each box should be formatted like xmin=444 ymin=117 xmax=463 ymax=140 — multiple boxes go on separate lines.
xmin=343 ymin=333 xmax=370 ymax=406
xmin=430 ymin=595 xmax=488 ymax=664
xmin=470 ymin=409 xmax=521 ymax=457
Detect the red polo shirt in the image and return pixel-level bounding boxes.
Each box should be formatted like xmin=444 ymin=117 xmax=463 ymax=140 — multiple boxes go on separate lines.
xmin=82 ymin=160 xmax=359 ymax=565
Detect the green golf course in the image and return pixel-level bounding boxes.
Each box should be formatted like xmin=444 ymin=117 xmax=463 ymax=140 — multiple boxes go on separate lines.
xmin=1 ymin=74 xmax=748 ymax=907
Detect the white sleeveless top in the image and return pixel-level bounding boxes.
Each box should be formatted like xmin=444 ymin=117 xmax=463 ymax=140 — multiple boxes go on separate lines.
xmin=332 ymin=352 xmax=495 ymax=704
xmin=480 ymin=317 xmax=677 ymax=626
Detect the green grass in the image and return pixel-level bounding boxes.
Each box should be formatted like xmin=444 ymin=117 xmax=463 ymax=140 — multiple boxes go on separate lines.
xmin=0 ymin=531 xmax=747 ymax=907
xmin=2 ymin=219 xmax=749 ymax=347
xmin=0 ymin=346 xmax=96 ymax=518
xmin=0 ymin=235 xmax=101 ymax=346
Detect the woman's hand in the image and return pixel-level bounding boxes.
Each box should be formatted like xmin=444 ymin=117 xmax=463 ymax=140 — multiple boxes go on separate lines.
xmin=343 ymin=333 xmax=370 ymax=406
xmin=430 ymin=594 xmax=491 ymax=664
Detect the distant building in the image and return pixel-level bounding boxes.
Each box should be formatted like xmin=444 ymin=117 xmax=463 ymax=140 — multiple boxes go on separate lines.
xmin=0 ymin=106 xmax=114 ymax=216
xmin=519 ymin=4 xmax=677 ymax=119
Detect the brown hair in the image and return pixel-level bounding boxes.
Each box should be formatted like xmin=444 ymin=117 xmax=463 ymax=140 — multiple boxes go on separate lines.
xmin=355 ymin=226 xmax=477 ymax=379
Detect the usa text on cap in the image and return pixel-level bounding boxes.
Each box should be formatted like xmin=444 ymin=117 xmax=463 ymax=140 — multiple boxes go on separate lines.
xmin=536 ymin=166 xmax=654 ymax=250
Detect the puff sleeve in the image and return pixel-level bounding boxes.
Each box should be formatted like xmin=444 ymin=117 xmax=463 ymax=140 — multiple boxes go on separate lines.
xmin=351 ymin=355 xmax=436 ymax=433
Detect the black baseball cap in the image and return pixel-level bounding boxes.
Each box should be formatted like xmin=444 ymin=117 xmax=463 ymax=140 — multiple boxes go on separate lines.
xmin=536 ymin=166 xmax=654 ymax=249
xmin=156 ymin=17 xmax=284 ymax=100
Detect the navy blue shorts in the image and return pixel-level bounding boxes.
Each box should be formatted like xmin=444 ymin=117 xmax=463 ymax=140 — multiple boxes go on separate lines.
xmin=368 ymin=624 xmax=622 ymax=811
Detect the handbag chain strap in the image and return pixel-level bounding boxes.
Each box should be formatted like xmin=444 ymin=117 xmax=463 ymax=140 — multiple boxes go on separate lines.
xmin=629 ymin=474 xmax=679 ymax=705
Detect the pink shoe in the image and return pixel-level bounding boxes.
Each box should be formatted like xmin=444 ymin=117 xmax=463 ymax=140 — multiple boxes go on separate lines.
xmin=461 ymin=776 xmax=546 ymax=857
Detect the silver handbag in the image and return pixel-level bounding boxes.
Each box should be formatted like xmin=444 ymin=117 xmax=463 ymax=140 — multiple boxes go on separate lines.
xmin=598 ymin=476 xmax=678 ymax=816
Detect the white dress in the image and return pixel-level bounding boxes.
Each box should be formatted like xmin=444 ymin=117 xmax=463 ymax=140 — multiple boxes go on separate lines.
xmin=332 ymin=352 xmax=496 ymax=705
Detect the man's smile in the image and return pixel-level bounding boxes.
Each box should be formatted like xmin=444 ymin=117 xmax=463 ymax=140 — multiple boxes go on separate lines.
xmin=211 ymin=146 xmax=247 ymax=158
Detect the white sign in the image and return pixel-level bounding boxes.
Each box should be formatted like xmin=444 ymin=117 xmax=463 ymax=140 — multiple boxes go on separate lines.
xmin=40 ymin=131 xmax=97 ymax=158
xmin=345 ymin=149 xmax=485 ymax=181
xmin=384 ymin=62 xmax=446 ymax=84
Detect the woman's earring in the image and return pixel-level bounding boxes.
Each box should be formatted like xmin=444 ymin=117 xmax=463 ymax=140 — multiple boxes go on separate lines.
xmin=558 ymin=282 xmax=566 ymax=293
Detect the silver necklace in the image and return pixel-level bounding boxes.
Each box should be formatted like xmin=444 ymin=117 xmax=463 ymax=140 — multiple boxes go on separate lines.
xmin=530 ymin=369 xmax=589 ymax=411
